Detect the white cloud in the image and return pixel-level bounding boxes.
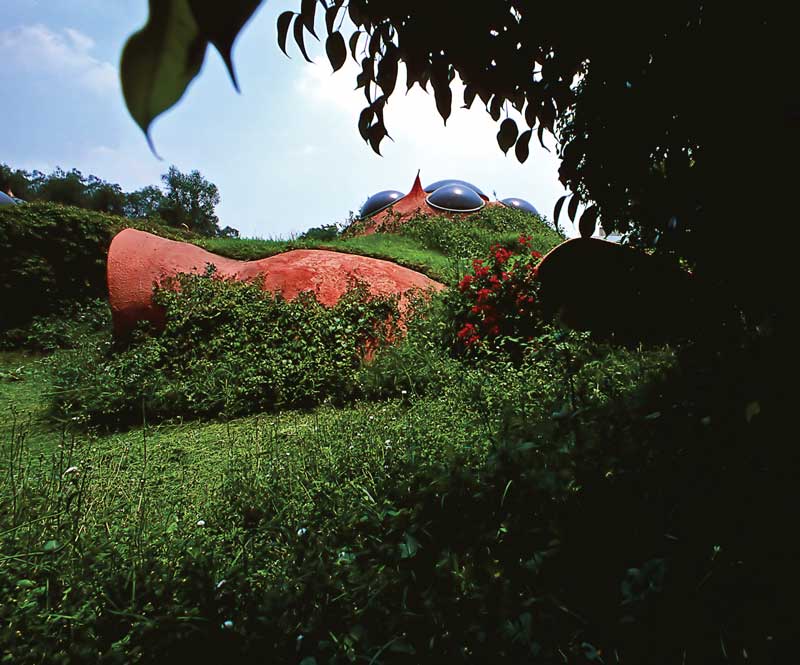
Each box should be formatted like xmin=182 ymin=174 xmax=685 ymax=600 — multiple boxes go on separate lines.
xmin=0 ymin=24 xmax=116 ymax=94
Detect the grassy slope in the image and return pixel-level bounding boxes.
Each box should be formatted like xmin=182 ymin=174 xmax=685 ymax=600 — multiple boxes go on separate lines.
xmin=1 ymin=349 xmax=495 ymax=547
xmin=195 ymin=233 xmax=453 ymax=282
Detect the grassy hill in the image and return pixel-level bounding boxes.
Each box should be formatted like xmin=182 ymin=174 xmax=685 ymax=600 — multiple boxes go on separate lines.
xmin=1 ymin=202 xmax=790 ymax=664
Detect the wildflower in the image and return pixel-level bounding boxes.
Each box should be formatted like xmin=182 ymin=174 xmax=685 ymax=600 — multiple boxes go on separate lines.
xmin=63 ymin=466 xmax=78 ymax=476
xmin=196 ymin=519 xmax=206 ymax=527
xmin=476 ymin=288 xmax=492 ymax=303
xmin=400 ymin=389 xmax=407 ymax=395
xmin=221 ymin=620 xmax=234 ymax=630
xmin=297 ymin=527 xmax=308 ymax=537
xmin=531 ymin=250 xmax=542 ymax=260
xmin=457 ymin=274 xmax=474 ymax=291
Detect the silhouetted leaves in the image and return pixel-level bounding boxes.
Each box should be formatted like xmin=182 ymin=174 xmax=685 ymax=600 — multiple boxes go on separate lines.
xmin=277 ymin=11 xmax=294 ymax=57
xmin=300 ymin=0 xmax=318 ymax=38
xmin=497 ymin=118 xmax=518 ymax=154
xmin=515 ymin=129 xmax=532 ymax=163
xmin=189 ymin=0 xmax=263 ymax=90
xmin=568 ymin=194 xmax=580 ymax=222
xmin=554 ymin=195 xmax=568 ymax=225
xmin=349 ymin=31 xmax=362 ymax=60
xmin=377 ymin=46 xmax=399 ymax=96
xmin=326 ymin=32 xmax=347 ymax=72
xmin=293 ymin=14 xmax=313 ymax=63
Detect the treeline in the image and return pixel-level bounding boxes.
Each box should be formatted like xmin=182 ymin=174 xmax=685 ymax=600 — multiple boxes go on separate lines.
xmin=0 ymin=163 xmax=238 ymax=238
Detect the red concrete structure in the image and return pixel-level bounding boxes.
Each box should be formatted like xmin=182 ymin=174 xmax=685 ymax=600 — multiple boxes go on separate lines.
xmin=107 ymin=228 xmax=444 ymax=337
xmin=360 ymin=172 xmax=504 ymax=234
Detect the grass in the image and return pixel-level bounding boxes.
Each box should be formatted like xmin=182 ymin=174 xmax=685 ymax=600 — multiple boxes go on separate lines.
xmin=194 ymin=232 xmax=453 ymax=282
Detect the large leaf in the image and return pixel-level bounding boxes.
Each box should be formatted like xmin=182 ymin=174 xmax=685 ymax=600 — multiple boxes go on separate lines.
xmin=189 ymin=0 xmax=264 ymax=90
xmin=121 ymin=0 xmax=208 ymax=150
xmin=326 ymin=32 xmax=347 ymax=72
xmin=497 ymin=118 xmax=518 ymax=154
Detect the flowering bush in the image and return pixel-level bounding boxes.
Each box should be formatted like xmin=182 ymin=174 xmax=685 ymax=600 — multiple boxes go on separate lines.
xmin=449 ymin=235 xmax=544 ymax=355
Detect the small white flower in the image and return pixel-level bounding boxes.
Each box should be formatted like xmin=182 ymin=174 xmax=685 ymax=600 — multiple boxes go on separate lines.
xmin=385 ymin=439 xmax=391 ymax=445
xmin=216 ymin=579 xmax=226 ymax=589
xmin=221 ymin=619 xmax=234 ymax=630
xmin=196 ymin=519 xmax=206 ymax=527
xmin=297 ymin=527 xmax=308 ymax=537
xmin=401 ymin=390 xmax=408 ymax=395
xmin=63 ymin=466 xmax=78 ymax=476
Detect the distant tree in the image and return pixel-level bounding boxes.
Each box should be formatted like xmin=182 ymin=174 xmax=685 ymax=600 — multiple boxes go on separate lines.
xmin=124 ymin=185 xmax=166 ymax=220
xmin=0 ymin=164 xmax=33 ymax=200
xmin=299 ymin=223 xmax=339 ymax=241
xmin=85 ymin=176 xmax=126 ymax=215
xmin=159 ymin=166 xmax=221 ymax=236
xmin=217 ymin=225 xmax=240 ymax=239
xmin=36 ymin=168 xmax=88 ymax=208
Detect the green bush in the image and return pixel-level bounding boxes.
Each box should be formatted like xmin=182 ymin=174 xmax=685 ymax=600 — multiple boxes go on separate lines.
xmin=0 ymin=202 xmax=192 ymax=331
xmin=51 ymin=271 xmax=400 ymax=426
xmin=0 ymin=298 xmax=111 ymax=352
xmin=396 ymin=206 xmax=563 ymax=264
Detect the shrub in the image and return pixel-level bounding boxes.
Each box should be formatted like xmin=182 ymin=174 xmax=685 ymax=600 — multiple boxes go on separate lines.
xmin=445 ymin=235 xmax=545 ymax=359
xmin=0 ymin=202 xmax=192 ymax=331
xmin=51 ymin=271 xmax=400 ymax=426
xmin=0 ymin=298 xmax=111 ymax=352
xmin=397 ymin=205 xmax=562 ymax=263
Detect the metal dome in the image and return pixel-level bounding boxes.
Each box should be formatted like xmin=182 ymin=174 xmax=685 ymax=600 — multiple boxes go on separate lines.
xmin=501 ymin=197 xmax=539 ymax=216
xmin=427 ymin=184 xmax=485 ymax=213
xmin=360 ymin=189 xmax=404 ymax=218
xmin=423 ymin=179 xmax=487 ymax=199
xmin=0 ymin=191 xmax=15 ymax=206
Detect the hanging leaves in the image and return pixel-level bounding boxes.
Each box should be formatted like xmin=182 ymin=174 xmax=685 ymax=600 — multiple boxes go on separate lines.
xmin=431 ymin=62 xmax=452 ymax=124
xmin=326 ymin=32 xmax=347 ymax=72
xmin=568 ymin=193 xmax=580 ymax=222
xmin=120 ymin=0 xmax=208 ymax=150
xmin=277 ymin=11 xmax=294 ymax=56
xmin=515 ymin=129 xmax=532 ymax=163
xmin=554 ymin=194 xmax=568 ymax=225
xmin=377 ymin=46 xmax=399 ymax=96
xmin=300 ymin=0 xmax=318 ymax=38
xmin=349 ymin=31 xmax=363 ymax=60
xmin=497 ymin=118 xmax=518 ymax=154
xmin=293 ymin=14 xmax=313 ymax=63
xmin=188 ymin=0 xmax=263 ymax=90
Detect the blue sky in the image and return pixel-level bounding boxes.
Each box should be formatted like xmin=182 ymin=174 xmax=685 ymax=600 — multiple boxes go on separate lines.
xmin=1 ymin=0 xmax=576 ymax=239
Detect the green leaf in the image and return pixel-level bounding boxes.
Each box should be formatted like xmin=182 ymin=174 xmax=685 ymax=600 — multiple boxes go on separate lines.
xmin=43 ymin=539 xmax=60 ymax=553
xmin=121 ymin=0 xmax=208 ymax=150
xmin=189 ymin=0 xmax=264 ymax=91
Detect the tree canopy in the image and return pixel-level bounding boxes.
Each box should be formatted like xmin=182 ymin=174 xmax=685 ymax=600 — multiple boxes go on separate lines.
xmin=1 ymin=163 xmax=231 ymax=238
xmin=120 ymin=1 xmax=789 ymax=320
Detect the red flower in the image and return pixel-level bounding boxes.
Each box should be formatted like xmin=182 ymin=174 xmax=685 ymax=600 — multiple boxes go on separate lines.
xmin=458 ymin=274 xmax=474 ymax=291
xmin=474 ymin=265 xmax=490 ymax=278
xmin=531 ymin=250 xmax=542 ymax=260
xmin=494 ymin=247 xmax=512 ymax=264
xmin=476 ymin=287 xmax=493 ymax=303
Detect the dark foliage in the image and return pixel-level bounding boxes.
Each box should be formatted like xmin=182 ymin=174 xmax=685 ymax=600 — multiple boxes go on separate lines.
xmin=0 ymin=203 xmax=191 ymax=331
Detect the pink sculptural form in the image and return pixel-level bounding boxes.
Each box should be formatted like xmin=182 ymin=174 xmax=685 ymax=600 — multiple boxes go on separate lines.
xmin=107 ymin=228 xmax=444 ymax=337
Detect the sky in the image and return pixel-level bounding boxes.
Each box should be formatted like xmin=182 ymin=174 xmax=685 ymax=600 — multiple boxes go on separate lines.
xmin=0 ymin=0 xmax=577 ymax=239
